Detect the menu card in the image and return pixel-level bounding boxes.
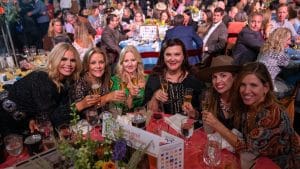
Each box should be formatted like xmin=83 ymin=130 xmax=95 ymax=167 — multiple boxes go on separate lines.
xmin=164 ymin=113 xmax=187 ymax=133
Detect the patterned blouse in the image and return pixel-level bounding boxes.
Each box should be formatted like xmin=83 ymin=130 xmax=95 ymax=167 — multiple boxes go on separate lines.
xmin=257 ymin=50 xmax=290 ymax=83
xmin=236 ymin=103 xmax=300 ymax=169
xmin=70 ymin=74 xmax=109 ymax=115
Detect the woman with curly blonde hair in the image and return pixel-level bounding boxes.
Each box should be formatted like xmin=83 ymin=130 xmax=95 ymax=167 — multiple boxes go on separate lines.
xmin=257 ymin=28 xmax=291 ymax=96
xmin=111 ymin=45 xmax=147 ymax=111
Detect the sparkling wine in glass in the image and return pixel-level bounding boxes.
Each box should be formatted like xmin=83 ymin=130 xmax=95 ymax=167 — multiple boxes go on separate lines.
xmin=161 ymin=80 xmax=168 ymax=93
xmin=131 ymin=77 xmax=138 ymax=86
xmin=120 ymin=81 xmax=127 ymax=91
xmin=91 ymin=83 xmax=101 ymax=95
xmin=201 ymin=91 xmax=213 ymax=133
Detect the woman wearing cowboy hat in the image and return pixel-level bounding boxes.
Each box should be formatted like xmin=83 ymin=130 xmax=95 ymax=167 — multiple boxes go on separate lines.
xmin=200 ymin=55 xmax=240 ymax=132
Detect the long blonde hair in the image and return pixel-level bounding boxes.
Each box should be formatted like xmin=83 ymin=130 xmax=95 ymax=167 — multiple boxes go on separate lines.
xmin=260 ymin=28 xmax=291 ymax=54
xmin=74 ymin=22 xmax=93 ymax=48
xmin=48 ymin=18 xmax=65 ymax=37
xmin=47 ymin=43 xmax=82 ymax=91
xmin=115 ymin=45 xmax=145 ymax=83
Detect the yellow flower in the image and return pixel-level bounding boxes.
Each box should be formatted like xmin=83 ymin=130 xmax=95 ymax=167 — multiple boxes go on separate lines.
xmin=102 ymin=161 xmax=116 ymax=169
xmin=95 ymin=160 xmax=104 ymax=169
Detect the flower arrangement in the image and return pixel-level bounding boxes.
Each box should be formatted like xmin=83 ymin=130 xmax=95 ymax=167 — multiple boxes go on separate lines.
xmin=58 ymin=105 xmax=149 ymax=169
xmin=187 ymin=5 xmax=199 ymax=14
xmin=0 ymin=0 xmax=19 ymax=24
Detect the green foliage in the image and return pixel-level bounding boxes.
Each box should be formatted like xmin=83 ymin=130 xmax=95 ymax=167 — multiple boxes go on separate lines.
xmin=0 ymin=1 xmax=19 ymax=24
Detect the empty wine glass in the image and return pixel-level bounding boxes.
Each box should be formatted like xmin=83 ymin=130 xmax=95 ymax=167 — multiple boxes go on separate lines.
xmin=203 ymin=133 xmax=222 ymax=167
xmin=30 ymin=45 xmax=37 ymax=57
xmin=4 ymin=134 xmax=23 ymax=157
xmin=86 ymin=109 xmax=99 ymax=126
xmin=86 ymin=109 xmax=100 ymax=136
xmin=58 ymin=124 xmax=72 ymax=140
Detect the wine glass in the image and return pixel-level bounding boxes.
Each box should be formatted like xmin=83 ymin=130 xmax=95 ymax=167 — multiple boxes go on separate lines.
xmin=180 ymin=118 xmax=194 ymax=148
xmin=132 ymin=77 xmax=142 ymax=98
xmin=183 ymin=88 xmax=193 ymax=115
xmin=86 ymin=109 xmax=100 ymax=137
xmin=36 ymin=113 xmax=54 ymax=139
xmin=120 ymin=80 xmax=127 ymax=102
xmin=58 ymin=124 xmax=72 ymax=140
xmin=91 ymin=83 xmax=101 ymax=95
xmin=201 ymin=91 xmax=214 ymax=134
xmin=160 ymin=77 xmax=168 ymax=93
xmin=30 ymin=45 xmax=37 ymax=57
xmin=203 ymin=133 xmax=222 ymax=167
xmin=120 ymin=80 xmax=127 ymax=91
xmin=4 ymin=134 xmax=23 ymax=157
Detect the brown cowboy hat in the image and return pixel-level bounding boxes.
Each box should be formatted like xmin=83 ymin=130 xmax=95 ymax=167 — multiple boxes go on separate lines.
xmin=198 ymin=55 xmax=241 ymax=82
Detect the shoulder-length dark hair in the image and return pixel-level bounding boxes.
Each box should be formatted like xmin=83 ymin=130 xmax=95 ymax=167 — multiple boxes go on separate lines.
xmin=152 ymin=38 xmax=191 ymax=77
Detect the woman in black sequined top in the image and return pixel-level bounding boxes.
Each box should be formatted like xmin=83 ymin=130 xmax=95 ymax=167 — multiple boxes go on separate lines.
xmin=0 ymin=43 xmax=82 ymax=136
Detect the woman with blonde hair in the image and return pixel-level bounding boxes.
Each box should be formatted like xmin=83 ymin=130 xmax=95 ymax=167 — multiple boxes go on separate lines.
xmin=257 ymin=28 xmax=291 ymax=97
xmin=111 ymin=45 xmax=147 ymax=111
xmin=70 ymin=47 xmax=126 ymax=117
xmin=43 ymin=18 xmax=71 ymax=51
xmin=73 ymin=22 xmax=94 ymax=60
xmin=0 ymin=43 xmax=82 ymax=135
xmin=261 ymin=9 xmax=272 ymax=39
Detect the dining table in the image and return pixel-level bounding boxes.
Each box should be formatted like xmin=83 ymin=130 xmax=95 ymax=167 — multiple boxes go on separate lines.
xmin=146 ymin=113 xmax=280 ymax=169
xmin=0 ymin=113 xmax=280 ymax=169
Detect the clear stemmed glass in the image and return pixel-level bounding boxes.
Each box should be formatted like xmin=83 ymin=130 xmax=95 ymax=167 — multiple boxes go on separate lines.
xmin=91 ymin=83 xmax=101 ymax=95
xmin=91 ymin=83 xmax=101 ymax=108
xmin=160 ymin=77 xmax=168 ymax=94
xmin=180 ymin=118 xmax=194 ymax=148
xmin=201 ymin=91 xmax=214 ymax=134
xmin=86 ymin=109 xmax=100 ymax=137
xmin=132 ymin=76 xmax=142 ymax=98
xmin=183 ymin=88 xmax=193 ymax=115
xmin=4 ymin=134 xmax=23 ymax=157
xmin=203 ymin=133 xmax=222 ymax=168
xmin=160 ymin=76 xmax=169 ymax=110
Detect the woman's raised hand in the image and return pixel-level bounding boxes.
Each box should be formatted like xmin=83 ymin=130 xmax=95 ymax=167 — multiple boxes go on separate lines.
xmin=154 ymin=89 xmax=168 ymax=103
xmin=108 ymin=90 xmax=126 ymax=102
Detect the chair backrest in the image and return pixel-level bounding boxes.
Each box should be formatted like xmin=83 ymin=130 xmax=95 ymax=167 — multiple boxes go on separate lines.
xmin=186 ymin=48 xmax=202 ymax=59
xmin=140 ymin=51 xmax=160 ymax=58
xmin=186 ymin=48 xmax=203 ymax=64
xmin=140 ymin=51 xmax=160 ymax=74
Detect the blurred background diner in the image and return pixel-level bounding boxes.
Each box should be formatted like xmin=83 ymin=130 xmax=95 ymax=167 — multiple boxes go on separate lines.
xmin=0 ymin=0 xmax=300 ymax=168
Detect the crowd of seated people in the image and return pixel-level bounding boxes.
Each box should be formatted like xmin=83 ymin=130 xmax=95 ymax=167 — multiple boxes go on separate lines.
xmin=1 ymin=0 xmax=300 ymax=168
